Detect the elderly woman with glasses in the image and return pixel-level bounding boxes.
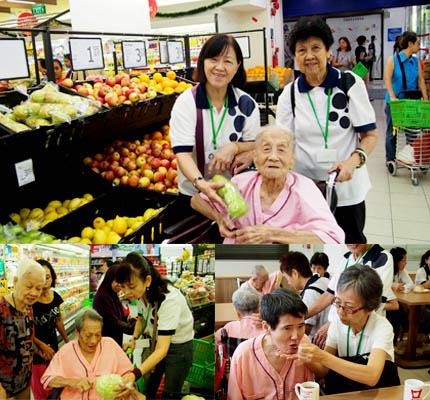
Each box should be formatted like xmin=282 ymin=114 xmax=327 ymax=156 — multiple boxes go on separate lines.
xmin=282 ymin=264 xmax=400 ymax=394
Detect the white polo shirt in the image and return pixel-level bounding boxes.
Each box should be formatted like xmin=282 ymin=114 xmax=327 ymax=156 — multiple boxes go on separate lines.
xmin=276 ymin=66 xmax=376 ymax=207
xmin=326 ymin=311 xmax=394 ymax=361
xmin=301 ymin=274 xmax=330 ymax=340
xmin=415 ymin=266 xmax=430 ymax=285
xmin=327 ymin=245 xmax=396 ymax=319
xmin=170 ymin=84 xmax=260 ymax=196
xmin=394 ymin=269 xmax=414 ymax=290
xmin=137 ymin=285 xmax=194 ymax=344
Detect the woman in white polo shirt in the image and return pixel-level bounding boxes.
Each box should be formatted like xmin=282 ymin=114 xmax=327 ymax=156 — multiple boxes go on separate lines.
xmin=170 ymin=34 xmax=259 ymax=213
xmin=292 ymin=264 xmax=400 ymax=394
xmin=276 ymin=16 xmax=379 ymax=243
xmin=115 ymin=252 xmax=194 ymax=399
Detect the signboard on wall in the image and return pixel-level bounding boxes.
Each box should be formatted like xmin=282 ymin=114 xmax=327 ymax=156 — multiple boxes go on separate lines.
xmin=388 ymin=28 xmax=402 ymax=42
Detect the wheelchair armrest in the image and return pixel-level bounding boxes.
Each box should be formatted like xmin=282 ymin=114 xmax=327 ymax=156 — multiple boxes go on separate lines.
xmin=163 ymin=214 xmax=207 ymax=237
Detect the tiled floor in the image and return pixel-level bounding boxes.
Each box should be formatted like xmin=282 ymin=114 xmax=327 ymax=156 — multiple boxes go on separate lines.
xmin=364 ymin=82 xmax=430 ymax=243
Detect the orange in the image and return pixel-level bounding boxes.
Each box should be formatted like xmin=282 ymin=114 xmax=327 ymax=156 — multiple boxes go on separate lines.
xmin=166 ymin=71 xmax=176 ymax=80
xmin=155 ymin=84 xmax=163 ymax=92
xmin=160 ymin=125 xmax=169 ymax=134
xmin=149 ymin=79 xmax=157 ymax=87
xmin=140 ymin=74 xmax=150 ymax=83
xmin=174 ymin=86 xmax=185 ymax=93
xmin=169 ymin=80 xmax=179 ymax=89
xmin=153 ymin=72 xmax=163 ymax=83
xmin=163 ymin=87 xmax=174 ymax=95
xmin=161 ymin=80 xmax=173 ymax=90
xmin=152 ymin=131 xmax=163 ymax=140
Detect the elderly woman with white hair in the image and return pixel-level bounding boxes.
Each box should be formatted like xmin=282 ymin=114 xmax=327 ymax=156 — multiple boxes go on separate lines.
xmin=0 ymin=259 xmax=45 ymax=400
xmin=191 ymin=125 xmax=345 ymax=244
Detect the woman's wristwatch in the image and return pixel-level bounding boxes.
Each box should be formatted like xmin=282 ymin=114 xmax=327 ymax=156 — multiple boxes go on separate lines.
xmin=193 ymin=176 xmax=204 ymax=190
xmin=351 ymin=148 xmax=367 ymax=168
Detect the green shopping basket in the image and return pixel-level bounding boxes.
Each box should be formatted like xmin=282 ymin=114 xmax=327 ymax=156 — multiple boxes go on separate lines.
xmin=82 ymin=292 xmax=95 ymax=308
xmin=185 ymin=338 xmax=215 ymax=390
xmin=389 ymin=100 xmax=430 ymax=128
xmin=352 ymin=62 xmax=368 ymax=78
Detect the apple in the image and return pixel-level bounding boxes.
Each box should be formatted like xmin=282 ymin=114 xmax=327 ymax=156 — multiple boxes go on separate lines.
xmin=104 ymin=145 xmax=114 ymax=155
xmin=129 ymin=92 xmax=139 ymax=103
xmin=114 ymin=87 xmax=123 ymax=97
xmin=160 ymin=159 xmax=170 ymax=169
xmin=94 ymin=153 xmax=104 ymax=162
xmin=136 ymin=156 xmax=146 ymax=168
xmin=129 ymin=170 xmax=140 ymax=177
xmin=114 ymin=166 xmax=127 ymax=178
xmin=74 ymin=84 xmax=82 ymax=91
xmin=151 ymin=143 xmax=163 ymax=157
xmin=119 ymin=147 xmax=130 ymax=157
xmin=148 ymin=183 xmax=155 ymax=190
xmin=62 ymin=78 xmax=74 ymax=88
xmin=109 ymin=160 xmax=120 ymax=170
xmin=121 ymin=77 xmax=131 ymax=87
xmin=146 ymin=155 xmax=154 ymax=163
xmin=115 ymin=75 xmax=123 ymax=84
xmin=133 ymin=139 xmax=141 ymax=146
xmin=128 ymin=175 xmax=139 ymax=187
xmin=126 ymin=161 xmax=137 ymax=171
xmin=113 ymin=140 xmax=123 ymax=148
xmin=78 ymin=87 xmax=89 ymax=96
xmin=98 ymin=85 xmax=111 ymax=97
xmin=142 ymin=163 xmax=152 ymax=172
xmin=91 ymin=160 xmax=100 ymax=169
xmin=105 ymin=76 xmax=116 ymax=87
xmin=105 ymin=93 xmax=119 ymax=107
xmin=164 ymin=179 xmax=172 ymax=188
xmin=128 ymin=143 xmax=137 ymax=152
xmin=113 ymin=177 xmax=120 ymax=186
xmin=96 ymin=96 xmax=105 ymax=104
xmin=120 ymin=176 xmax=129 ymax=186
xmin=94 ymin=82 xmax=102 ymax=89
xmin=83 ymin=157 xmax=92 ymax=166
xmin=135 ymin=145 xmax=146 ymax=155
xmin=173 ymin=176 xmax=178 ymax=186
xmin=120 ymin=156 xmax=130 ymax=168
xmin=94 ymin=76 xmax=104 ymax=84
xmin=167 ymin=168 xmax=177 ymax=182
xmin=125 ymin=89 xmax=135 ymax=98
xmin=122 ymin=86 xmax=130 ymax=95
xmin=118 ymin=95 xmax=126 ymax=104
xmin=128 ymin=152 xmax=137 ymax=160
xmin=171 ymin=158 xmax=177 ymax=170
xmin=150 ymin=157 xmax=161 ymax=169
xmin=154 ymin=182 xmax=167 ymax=192
xmin=91 ymin=167 xmax=100 ymax=174
xmin=104 ymin=170 xmax=115 ymax=182
xmin=137 ymin=84 xmax=147 ymax=94
xmin=158 ymin=166 xmax=167 ymax=176
xmin=161 ymin=149 xmax=172 ymax=160
xmin=154 ymin=171 xmax=165 ymax=182
xmin=100 ymin=160 xmax=110 ymax=171
xmin=143 ymin=169 xmax=154 ymax=181
xmin=111 ymin=152 xmax=120 ymax=162
xmin=138 ymin=176 xmax=150 ymax=188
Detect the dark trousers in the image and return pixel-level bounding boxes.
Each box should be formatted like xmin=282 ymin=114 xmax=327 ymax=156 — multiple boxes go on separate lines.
xmin=387 ymin=305 xmax=409 ymax=345
xmin=145 ymin=340 xmax=194 ymax=399
xmin=334 ymin=201 xmax=366 ymax=244
xmin=368 ymin=60 xmax=374 ymax=80
xmin=385 ymin=103 xmax=396 ymax=162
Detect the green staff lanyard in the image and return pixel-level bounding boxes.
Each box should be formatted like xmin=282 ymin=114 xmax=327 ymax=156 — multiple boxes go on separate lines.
xmin=140 ymin=304 xmax=151 ymax=337
xmin=344 ymin=245 xmax=372 ymax=270
xmin=207 ymin=93 xmax=228 ymax=150
xmin=347 ymin=320 xmax=367 ymax=357
xmin=307 ymin=88 xmax=332 ymax=149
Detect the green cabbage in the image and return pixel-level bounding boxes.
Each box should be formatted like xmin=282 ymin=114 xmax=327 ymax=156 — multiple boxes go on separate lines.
xmin=95 ymin=374 xmax=123 ymax=399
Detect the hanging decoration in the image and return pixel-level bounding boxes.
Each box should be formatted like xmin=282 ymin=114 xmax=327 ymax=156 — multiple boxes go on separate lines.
xmin=149 ymin=0 xmax=158 ymax=19
xmin=156 ymin=0 xmax=233 ymax=18
xmin=270 ymin=0 xmax=279 ymax=16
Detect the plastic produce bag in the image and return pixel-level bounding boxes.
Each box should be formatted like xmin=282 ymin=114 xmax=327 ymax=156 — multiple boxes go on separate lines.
xmin=0 ymin=113 xmax=30 ymax=132
xmin=95 ymin=374 xmax=125 ymax=400
xmin=212 ymin=175 xmax=248 ymax=219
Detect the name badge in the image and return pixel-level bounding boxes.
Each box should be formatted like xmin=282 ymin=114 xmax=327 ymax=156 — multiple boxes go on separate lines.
xmin=316 ymin=148 xmax=337 ymax=163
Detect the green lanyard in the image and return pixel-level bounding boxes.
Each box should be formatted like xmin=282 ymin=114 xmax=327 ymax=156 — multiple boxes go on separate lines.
xmin=347 ymin=320 xmax=367 ymax=357
xmin=345 ymin=245 xmax=372 ymax=270
xmin=140 ymin=304 xmax=151 ymax=337
xmin=206 ymin=93 xmax=228 ymax=150
xmin=307 ymin=88 xmax=332 ymax=149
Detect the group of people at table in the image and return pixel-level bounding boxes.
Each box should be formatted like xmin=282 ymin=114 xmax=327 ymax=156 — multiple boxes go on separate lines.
xmin=0 ymin=252 xmax=196 ymax=400
xmin=215 ymin=245 xmax=430 ymax=399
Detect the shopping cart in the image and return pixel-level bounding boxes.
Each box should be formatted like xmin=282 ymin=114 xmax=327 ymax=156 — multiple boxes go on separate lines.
xmin=387 ymin=97 xmax=430 ymax=186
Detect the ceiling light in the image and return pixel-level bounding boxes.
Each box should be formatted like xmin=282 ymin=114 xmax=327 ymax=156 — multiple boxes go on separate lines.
xmin=7 ymin=0 xmax=36 ymax=4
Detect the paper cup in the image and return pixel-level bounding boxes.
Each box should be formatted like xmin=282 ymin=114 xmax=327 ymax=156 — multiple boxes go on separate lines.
xmin=295 ymin=381 xmax=319 ymax=400
xmin=404 ymin=379 xmax=430 ymax=400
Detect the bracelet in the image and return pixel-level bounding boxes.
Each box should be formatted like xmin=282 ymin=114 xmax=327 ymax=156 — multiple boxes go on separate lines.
xmin=193 ymin=176 xmax=204 ymax=189
xmin=351 ymin=148 xmax=367 ymax=168
xmin=132 ymin=368 xmax=142 ymax=381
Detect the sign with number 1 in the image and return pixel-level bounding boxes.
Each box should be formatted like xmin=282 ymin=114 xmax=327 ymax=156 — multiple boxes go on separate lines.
xmin=69 ymin=37 xmax=105 ymax=71
xmin=121 ymin=41 xmax=148 ymax=69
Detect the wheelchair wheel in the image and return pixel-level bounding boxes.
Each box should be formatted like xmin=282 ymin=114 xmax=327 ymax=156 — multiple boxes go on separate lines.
xmin=387 ymin=161 xmax=397 ymax=176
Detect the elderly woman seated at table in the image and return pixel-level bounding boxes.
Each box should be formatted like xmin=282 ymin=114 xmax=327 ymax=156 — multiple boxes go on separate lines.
xmin=191 ymin=126 xmax=345 ymax=244
xmin=288 ymin=264 xmax=400 ymax=395
xmin=215 ymin=287 xmax=264 ymax=345
xmin=241 ymin=265 xmax=282 ymax=297
xmin=41 ymin=308 xmax=134 ymax=400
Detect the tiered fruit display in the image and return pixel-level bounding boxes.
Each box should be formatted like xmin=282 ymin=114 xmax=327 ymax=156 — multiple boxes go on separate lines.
xmin=0 ymin=84 xmax=101 ymax=132
xmin=272 ymin=66 xmax=293 ymax=89
xmin=9 ymin=194 xmax=95 ymax=230
xmin=70 ymin=209 xmax=162 ymax=244
xmin=175 ymin=271 xmax=215 ymax=306
xmin=83 ymin=125 xmax=179 ymax=193
xmin=62 ymin=71 xmax=192 ymax=106
xmin=0 ymin=224 xmax=64 ymax=244
xmin=245 ymin=65 xmax=270 ymax=79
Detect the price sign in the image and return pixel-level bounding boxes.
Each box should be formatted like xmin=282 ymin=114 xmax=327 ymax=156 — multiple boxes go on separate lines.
xmin=167 ymin=41 xmax=184 ymax=64
xmin=159 ymin=40 xmax=168 ymax=64
xmin=69 ymin=38 xmax=104 ymax=71
xmin=121 ymin=41 xmax=147 ymax=69
xmin=0 ymin=39 xmax=30 ymax=80
xmin=15 ymin=159 xmax=35 ymax=187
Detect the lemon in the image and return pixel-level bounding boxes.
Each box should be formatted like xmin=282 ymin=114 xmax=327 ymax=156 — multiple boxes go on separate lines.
xmin=9 ymin=213 xmax=21 ymax=224
xmin=48 ymin=200 xmax=62 ymax=209
xmin=106 ymin=231 xmax=121 ymax=244
xmin=126 ymin=217 xmax=136 ymax=228
xmin=125 ymin=228 xmax=133 ymax=237
xmin=68 ymin=198 xmax=82 ymax=210
xmin=19 ymin=208 xmax=31 ymax=219
xmin=81 ymin=227 xmax=94 ymax=240
xmin=93 ymin=229 xmax=107 ymax=244
xmin=68 ymin=237 xmax=81 ymax=243
xmin=102 ymin=225 xmax=111 ymax=235
xmin=79 ymin=199 xmax=89 ymax=206
xmin=29 ymin=208 xmax=44 ymax=220
xmin=132 ymin=221 xmax=142 ymax=230
xmin=83 ymin=193 xmax=94 ymax=201
xmin=93 ymin=217 xmax=106 ymax=230
xmin=57 ymin=207 xmax=68 ymax=216
xmin=136 ymin=216 xmax=144 ymax=222
xmin=44 ymin=211 xmax=58 ymax=221
xmin=143 ymin=208 xmax=154 ymax=222
xmin=106 ymin=219 xmax=114 ymax=228
xmin=63 ymin=199 xmax=70 ymax=208
xmin=44 ymin=206 xmax=56 ymax=215
xmin=80 ymin=238 xmax=92 ymax=244
xmin=112 ymin=217 xmax=127 ymax=235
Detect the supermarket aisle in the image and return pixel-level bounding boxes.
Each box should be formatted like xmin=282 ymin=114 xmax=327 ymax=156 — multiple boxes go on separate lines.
xmin=364 ymin=92 xmax=430 ymax=243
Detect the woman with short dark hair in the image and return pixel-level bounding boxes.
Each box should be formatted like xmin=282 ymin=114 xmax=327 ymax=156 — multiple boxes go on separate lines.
xmin=277 ymin=16 xmax=379 ymax=243
xmin=170 ymin=34 xmax=260 ymax=217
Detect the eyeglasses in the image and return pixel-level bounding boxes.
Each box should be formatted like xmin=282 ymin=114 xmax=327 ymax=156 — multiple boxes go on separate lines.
xmin=334 ymin=300 xmax=364 ymax=315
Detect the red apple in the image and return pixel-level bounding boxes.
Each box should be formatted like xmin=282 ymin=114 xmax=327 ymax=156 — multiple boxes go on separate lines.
xmin=119 ymin=147 xmax=130 ymax=157
xmin=143 ymin=169 xmax=154 ymax=181
xmin=138 ymin=176 xmax=150 ymax=188
xmin=129 ymin=170 xmax=140 ymax=177
xmin=135 ymin=145 xmax=146 ymax=155
xmin=162 ymin=143 xmax=170 ymax=149
xmin=94 ymin=153 xmax=104 ymax=162
xmin=160 ymin=159 xmax=170 ymax=169
xmin=96 ymin=96 xmax=105 ymax=104
xmin=133 ymin=139 xmax=141 ymax=146
xmin=125 ymin=89 xmax=135 ymax=98
xmin=118 ymin=95 xmax=126 ymax=104
xmin=105 ymin=76 xmax=115 ymax=87
xmin=173 ymin=176 xmax=178 ymax=185
xmin=62 ymin=78 xmax=74 ymax=88
xmin=171 ymin=158 xmax=177 ymax=170
xmin=91 ymin=167 xmax=100 ymax=174
xmin=115 ymin=166 xmax=127 ymax=178
xmin=74 ymin=84 xmax=82 ymax=91
xmin=91 ymin=160 xmax=100 ymax=169
xmin=113 ymin=140 xmax=123 ymax=148
xmin=137 ymin=84 xmax=147 ymax=94
xmin=100 ymin=160 xmax=110 ymax=171
xmin=161 ymin=149 xmax=172 ymax=160
xmin=154 ymin=171 xmax=165 ymax=182
xmin=120 ymin=176 xmax=129 ymax=186
xmin=167 ymin=168 xmax=177 ymax=182
xmin=109 ymin=160 xmax=120 ymax=170
xmin=115 ymin=75 xmax=123 ymax=84
xmin=128 ymin=143 xmax=137 ymax=152
xmin=78 ymin=87 xmax=89 ymax=96
xmin=154 ymin=182 xmax=166 ymax=192
xmin=114 ymin=87 xmax=123 ymax=97
xmin=112 ymin=152 xmax=121 ymax=162
xmin=129 ymin=92 xmax=139 ymax=103
xmin=98 ymin=85 xmax=111 ymax=97
xmin=120 ymin=156 xmax=130 ymax=168
xmin=128 ymin=175 xmax=139 ymax=187
xmin=150 ymin=157 xmax=161 ymax=169
xmin=105 ymin=93 xmax=119 ymax=107
xmin=121 ymin=77 xmax=131 ymax=87
xmin=148 ymin=183 xmax=155 ymax=190
xmin=128 ymin=152 xmax=137 ymax=160
xmin=104 ymin=145 xmax=114 ymax=155
xmin=104 ymin=170 xmax=115 ymax=182
xmin=158 ymin=166 xmax=167 ymax=176
xmin=141 ymin=163 xmax=152 ymax=172
xmin=146 ymin=155 xmax=154 ymax=164
xmin=126 ymin=161 xmax=137 ymax=171
xmin=83 ymin=157 xmax=92 ymax=166
xmin=136 ymin=156 xmax=146 ymax=168
xmin=122 ymin=86 xmax=130 ymax=95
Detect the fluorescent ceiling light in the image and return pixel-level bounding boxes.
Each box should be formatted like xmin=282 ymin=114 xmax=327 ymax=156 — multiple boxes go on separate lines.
xmin=8 ymin=0 xmax=36 ymax=3
xmin=157 ymin=0 xmax=199 ymax=6
xmin=151 ymin=22 xmax=215 ymax=35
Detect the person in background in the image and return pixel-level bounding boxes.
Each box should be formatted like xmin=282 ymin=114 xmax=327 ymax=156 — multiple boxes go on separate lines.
xmin=53 ymin=59 xmax=65 ymax=84
xmin=37 ymin=58 xmax=47 ymax=78
xmin=241 ymin=265 xmax=282 ymax=297
xmin=280 ymin=251 xmax=330 ymax=341
xmin=93 ymin=264 xmax=135 ymax=347
xmin=97 ymin=260 xmax=114 ymax=290
xmin=227 ymin=289 xmax=317 ymax=399
xmin=415 ymin=250 xmax=430 ymax=287
xmin=310 ymin=252 xmax=331 ymax=279
xmin=386 ymin=247 xmax=411 ymax=348
xmin=90 ymin=266 xmax=98 ymax=296
xmin=41 ymin=309 xmax=133 ymax=400
xmin=384 ymin=31 xmax=428 ymax=165
xmin=368 ymin=35 xmax=377 ymax=81
xmin=170 ymin=33 xmax=259 ymax=219
xmin=332 ymin=37 xmax=354 ymax=72
xmin=307 ymin=245 xmax=398 ymax=349
xmin=277 ymin=16 xmax=379 ymax=243
xmin=0 ymin=259 xmax=46 ymax=400
xmin=64 ymin=54 xmax=73 ymax=79
xmin=355 ymin=35 xmax=372 ymax=98
xmin=31 ymin=260 xmax=69 ymax=400
xmin=293 ymin=265 xmax=400 ymax=394
xmin=215 ymin=287 xmax=264 ymax=344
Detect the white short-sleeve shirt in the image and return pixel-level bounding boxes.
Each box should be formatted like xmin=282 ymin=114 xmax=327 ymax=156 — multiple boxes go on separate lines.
xmin=170 ymin=84 xmax=260 ymax=196
xmin=327 ymin=245 xmax=395 ymax=319
xmin=415 ymin=266 xmax=430 ymax=285
xmin=326 ymin=311 xmax=394 ymax=361
xmin=276 ymin=66 xmax=376 ymax=207
xmin=301 ymin=274 xmax=330 ymax=340
xmin=137 ymin=285 xmax=194 ymax=344
xmin=394 ymin=269 xmax=414 ymax=290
